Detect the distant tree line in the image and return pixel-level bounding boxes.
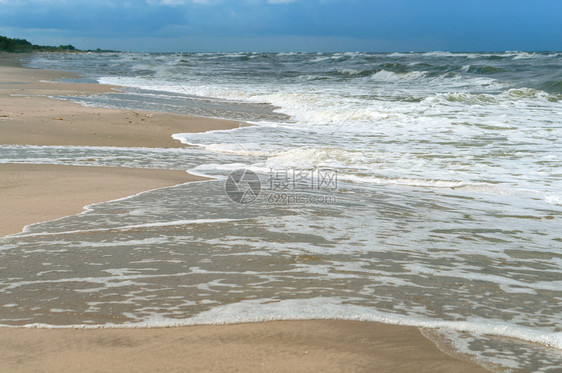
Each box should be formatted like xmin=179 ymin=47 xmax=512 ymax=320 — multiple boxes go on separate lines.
xmin=0 ymin=35 xmax=78 ymax=52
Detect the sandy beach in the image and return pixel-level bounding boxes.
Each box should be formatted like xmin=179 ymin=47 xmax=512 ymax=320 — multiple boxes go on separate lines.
xmin=0 ymin=164 xmax=204 ymax=237
xmin=0 ymin=53 xmax=489 ymax=372
xmin=0 ymin=54 xmax=241 ymax=148
xmin=0 ymin=321 xmax=486 ymax=373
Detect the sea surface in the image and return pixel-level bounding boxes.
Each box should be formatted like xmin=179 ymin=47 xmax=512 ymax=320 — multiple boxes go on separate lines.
xmin=1 ymin=51 xmax=561 ymax=371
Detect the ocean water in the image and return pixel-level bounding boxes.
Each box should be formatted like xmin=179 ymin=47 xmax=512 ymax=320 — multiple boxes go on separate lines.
xmin=0 ymin=51 xmax=560 ymax=371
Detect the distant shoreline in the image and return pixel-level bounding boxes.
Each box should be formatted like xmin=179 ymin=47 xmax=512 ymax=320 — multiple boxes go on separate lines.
xmin=1 ymin=34 xmax=119 ymax=53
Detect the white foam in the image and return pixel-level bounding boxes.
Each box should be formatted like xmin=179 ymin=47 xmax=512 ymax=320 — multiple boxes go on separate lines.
xmin=10 ymin=218 xmax=251 ymax=239
xmin=187 ymin=162 xmax=252 ymax=178
xmin=3 ymin=298 xmax=560 ymax=350
xmin=371 ymin=70 xmax=428 ymax=81
xmin=545 ymin=195 xmax=562 ymax=206
xmin=265 ymin=148 xmax=329 ymax=169
xmin=339 ymin=174 xmax=466 ymax=189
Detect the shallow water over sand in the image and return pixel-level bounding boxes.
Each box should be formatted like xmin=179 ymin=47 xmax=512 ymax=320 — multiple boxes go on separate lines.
xmin=1 ymin=51 xmax=560 ymax=371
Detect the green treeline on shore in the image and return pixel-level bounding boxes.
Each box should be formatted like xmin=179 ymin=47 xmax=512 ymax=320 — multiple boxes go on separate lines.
xmin=0 ymin=35 xmax=116 ymax=53
xmin=0 ymin=35 xmax=77 ymax=52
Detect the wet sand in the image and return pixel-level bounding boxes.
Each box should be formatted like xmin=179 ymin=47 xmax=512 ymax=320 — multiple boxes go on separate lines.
xmin=0 ymin=58 xmax=241 ymax=148
xmin=0 ymin=53 xmax=489 ymax=372
xmin=0 ymin=164 xmax=203 ymax=237
xmin=0 ymin=321 xmax=486 ymax=373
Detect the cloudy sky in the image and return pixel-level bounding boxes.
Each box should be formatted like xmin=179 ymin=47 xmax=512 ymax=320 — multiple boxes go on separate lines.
xmin=0 ymin=0 xmax=560 ymax=52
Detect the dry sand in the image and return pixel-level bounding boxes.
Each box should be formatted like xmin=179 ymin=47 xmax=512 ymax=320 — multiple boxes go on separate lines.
xmin=0 ymin=53 xmax=489 ymax=372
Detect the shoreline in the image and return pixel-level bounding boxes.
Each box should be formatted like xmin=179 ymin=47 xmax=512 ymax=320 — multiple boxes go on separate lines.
xmin=0 ymin=320 xmax=486 ymax=373
xmin=0 ymin=52 xmax=490 ymax=372
xmin=0 ymin=52 xmax=240 ymax=236
xmin=0 ymin=163 xmax=205 ymax=237
xmin=0 ymin=52 xmax=242 ymax=148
